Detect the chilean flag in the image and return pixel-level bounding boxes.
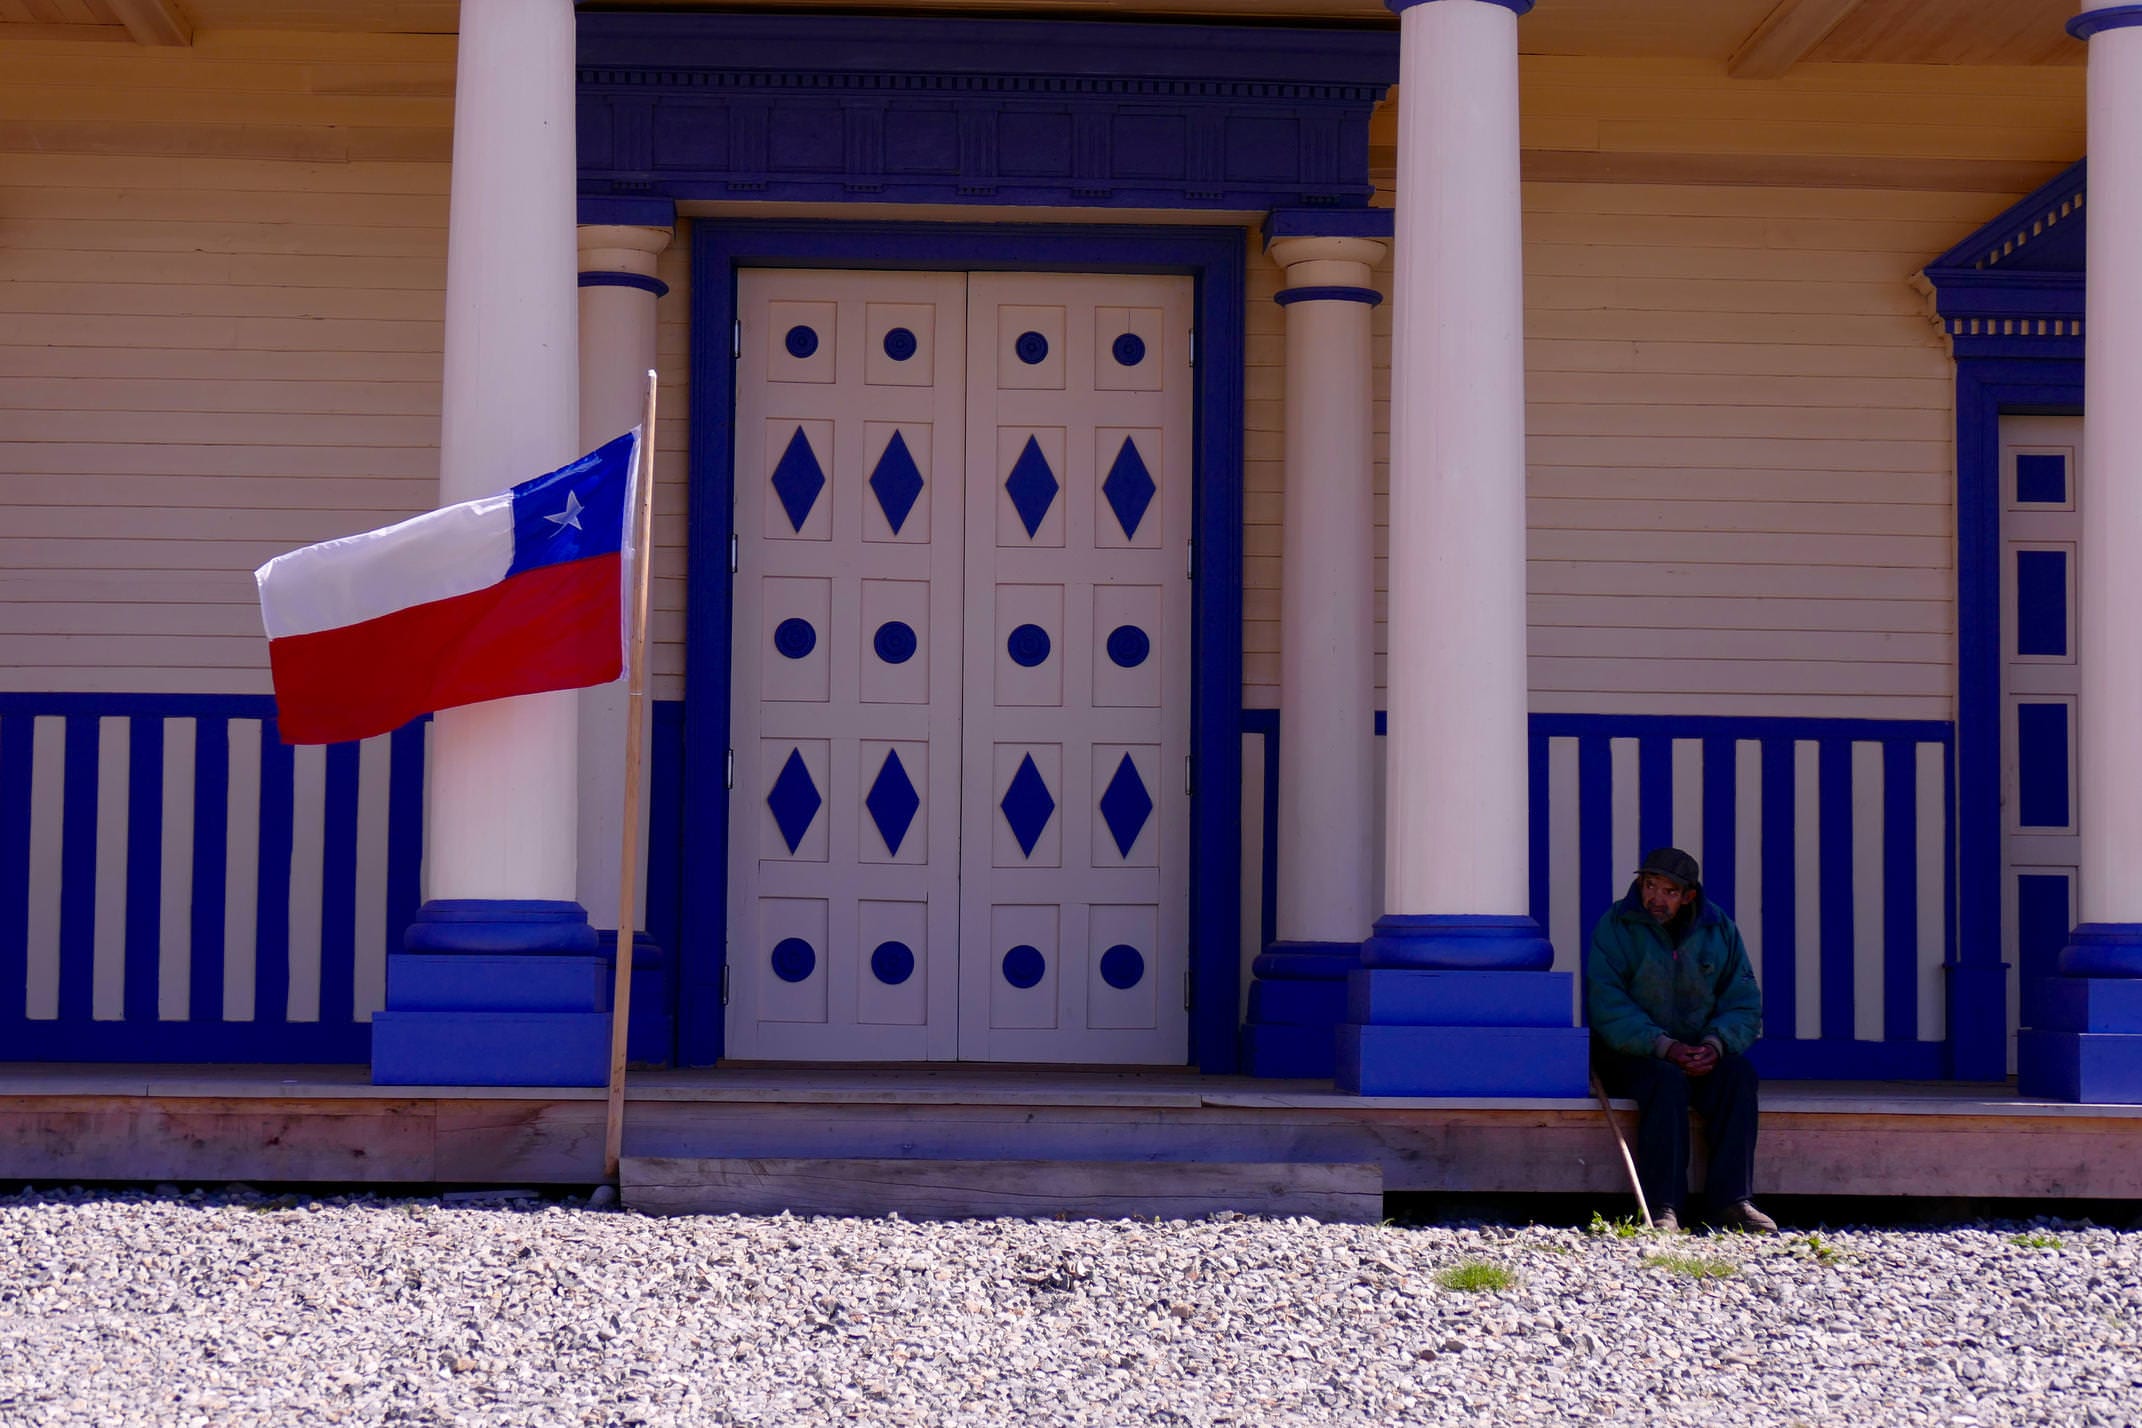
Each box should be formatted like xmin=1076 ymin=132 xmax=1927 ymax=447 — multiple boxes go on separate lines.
xmin=256 ymin=430 xmax=641 ymax=745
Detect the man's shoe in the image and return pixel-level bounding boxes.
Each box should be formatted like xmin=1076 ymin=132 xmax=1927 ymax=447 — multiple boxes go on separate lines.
xmin=1652 ymin=1206 xmax=1680 ymax=1233
xmin=1721 ymin=1200 xmax=1777 ymax=1234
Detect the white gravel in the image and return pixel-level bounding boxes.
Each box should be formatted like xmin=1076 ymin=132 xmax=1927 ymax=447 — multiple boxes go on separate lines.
xmin=0 ymin=1186 xmax=2137 ymax=1427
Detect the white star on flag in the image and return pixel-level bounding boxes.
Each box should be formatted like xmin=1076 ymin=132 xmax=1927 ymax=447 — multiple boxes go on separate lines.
xmin=544 ymin=489 xmax=585 ymax=532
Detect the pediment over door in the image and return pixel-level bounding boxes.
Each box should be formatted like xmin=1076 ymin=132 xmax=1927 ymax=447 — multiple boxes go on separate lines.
xmin=1922 ymin=159 xmax=2085 ymax=358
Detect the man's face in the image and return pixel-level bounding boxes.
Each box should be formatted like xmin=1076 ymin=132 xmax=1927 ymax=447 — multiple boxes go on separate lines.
xmin=1639 ymin=873 xmax=1694 ymax=924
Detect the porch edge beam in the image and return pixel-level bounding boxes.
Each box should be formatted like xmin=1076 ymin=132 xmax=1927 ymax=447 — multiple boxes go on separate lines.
xmin=1726 ymin=0 xmax=1864 ymax=80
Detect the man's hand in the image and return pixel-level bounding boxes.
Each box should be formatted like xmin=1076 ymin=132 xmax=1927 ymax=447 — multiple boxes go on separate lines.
xmin=1664 ymin=1041 xmax=1718 ymax=1077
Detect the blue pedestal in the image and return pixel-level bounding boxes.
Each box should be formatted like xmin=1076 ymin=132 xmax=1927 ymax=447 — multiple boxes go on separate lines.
xmin=370 ymin=899 xmax=612 ymax=1087
xmin=2015 ymin=923 xmax=2142 ymax=1103
xmin=1239 ymin=940 xmax=1355 ymax=1079
xmin=1337 ymin=915 xmax=1586 ymax=1098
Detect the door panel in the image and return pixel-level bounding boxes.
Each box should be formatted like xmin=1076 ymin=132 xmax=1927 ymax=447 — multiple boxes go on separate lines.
xmin=729 ymin=269 xmax=1191 ymax=1065
xmin=729 ymin=271 xmax=968 ymax=1061
xmin=958 ymin=273 xmax=1193 ymax=1064
xmin=2000 ymin=414 xmax=2082 ymax=1067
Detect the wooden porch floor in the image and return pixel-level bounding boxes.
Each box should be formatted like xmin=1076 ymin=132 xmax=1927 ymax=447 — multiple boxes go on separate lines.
xmin=1 ymin=1063 xmax=2136 ymax=1201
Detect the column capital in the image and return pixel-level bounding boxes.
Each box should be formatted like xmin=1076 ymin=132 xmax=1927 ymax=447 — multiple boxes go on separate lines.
xmin=578 ymin=223 xmax=673 ymax=295
xmin=1386 ymin=0 xmax=1534 ymax=15
xmin=2071 ymin=3 xmax=2142 ymax=40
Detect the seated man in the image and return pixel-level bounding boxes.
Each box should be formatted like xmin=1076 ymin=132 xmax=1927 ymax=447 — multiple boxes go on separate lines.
xmin=1587 ymin=847 xmax=1775 ymax=1234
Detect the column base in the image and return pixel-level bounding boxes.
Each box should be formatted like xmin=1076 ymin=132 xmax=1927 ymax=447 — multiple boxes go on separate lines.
xmin=1361 ymin=914 xmax=1553 ymax=970
xmin=371 ymin=900 xmax=611 ymax=1087
xmin=1336 ymin=959 xmax=1588 ymax=1098
xmin=2015 ymin=924 xmax=2142 ymax=1103
xmin=1240 ymin=941 xmax=1356 ymax=1079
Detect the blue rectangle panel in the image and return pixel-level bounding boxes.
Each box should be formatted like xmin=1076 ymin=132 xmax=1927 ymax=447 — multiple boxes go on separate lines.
xmin=1346 ymin=969 xmax=1575 ymax=1027
xmin=2015 ymin=549 xmax=2069 ymax=657
xmin=2016 ymin=703 xmax=2072 ymax=828
xmin=2015 ymin=453 xmax=2068 ymax=504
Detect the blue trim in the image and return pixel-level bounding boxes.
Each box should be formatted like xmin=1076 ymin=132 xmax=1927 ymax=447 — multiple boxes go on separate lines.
xmin=1239 ymin=707 xmax=1283 ymax=952
xmin=58 ymin=716 xmax=97 ymax=1023
xmin=1532 ymin=713 xmax=1954 ymax=742
xmin=578 ymin=196 xmax=675 ymax=229
xmin=1882 ymin=743 xmax=1920 ymax=1043
xmin=123 ymin=715 xmax=161 ymax=1025
xmin=254 ymin=717 xmax=294 ymax=1025
xmin=318 ymin=741 xmax=359 ymax=1028
xmin=188 ymin=716 xmax=228 ymax=1022
xmin=1388 ymin=0 xmax=1535 ymax=11
xmin=0 ymin=1021 xmax=369 ymax=1064
xmin=1527 ymin=731 xmax=1549 ymax=929
xmin=2069 ymin=4 xmax=2142 ymax=40
xmin=1274 ymin=286 xmax=1384 ymax=308
xmin=0 ymin=692 xmax=278 ymax=719
xmin=580 ymin=14 xmax=1395 ymax=214
xmin=1950 ymin=356 xmax=2080 ymax=1079
xmin=403 ymin=900 xmax=598 ymax=954
xmin=1263 ymin=208 xmax=1395 ymax=246
xmin=1748 ymin=1038 xmax=1945 ymax=1081
xmin=578 ymin=271 xmax=670 ymax=299
xmin=2017 ymin=874 xmax=2071 ymax=1028
xmin=687 ymin=220 xmax=1247 ymax=1071
xmin=1759 ymin=739 xmax=1796 ymax=1043
xmin=1637 ymin=733 xmax=1671 ymax=857
xmin=1700 ymin=736 xmax=1737 ymax=920
xmin=385 ymin=721 xmax=426 ymax=976
xmin=1818 ymin=739 xmax=1855 ymax=1040
xmin=0 ymin=717 xmax=30 ymax=1024
xmin=1577 ymin=736 xmax=1612 ymax=976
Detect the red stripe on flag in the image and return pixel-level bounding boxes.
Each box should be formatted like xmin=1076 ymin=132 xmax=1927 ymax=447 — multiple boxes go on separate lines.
xmin=267 ymin=553 xmax=623 ymax=745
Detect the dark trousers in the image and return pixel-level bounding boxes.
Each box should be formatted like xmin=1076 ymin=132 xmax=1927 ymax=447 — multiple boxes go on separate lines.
xmin=1596 ymin=1048 xmax=1760 ymax=1212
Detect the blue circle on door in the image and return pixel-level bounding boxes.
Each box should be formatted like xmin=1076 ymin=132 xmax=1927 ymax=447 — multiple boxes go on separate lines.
xmin=1105 ymin=625 xmax=1150 ymax=668
xmin=871 ymin=941 xmax=916 ymax=986
xmin=883 ymin=327 xmax=918 ymax=362
xmin=771 ymin=937 xmax=816 ymax=983
xmin=1007 ymin=623 xmax=1052 ymax=668
xmin=773 ymin=618 xmax=817 ymax=660
xmin=1112 ymin=333 xmax=1147 ymax=367
xmin=874 ymin=621 xmax=918 ymax=665
xmin=784 ymin=325 xmax=820 ymax=360
xmin=1002 ymin=944 xmax=1046 ymax=989
xmin=1015 ymin=331 xmax=1050 ymax=366
xmin=1100 ymin=944 xmax=1146 ymax=990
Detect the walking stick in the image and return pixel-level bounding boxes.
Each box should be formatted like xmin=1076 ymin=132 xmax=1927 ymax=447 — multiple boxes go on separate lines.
xmin=1589 ymin=1070 xmax=1653 ymax=1230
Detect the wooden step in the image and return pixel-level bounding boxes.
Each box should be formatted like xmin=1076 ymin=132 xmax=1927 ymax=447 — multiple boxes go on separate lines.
xmin=620 ymin=1156 xmax=1384 ymax=1223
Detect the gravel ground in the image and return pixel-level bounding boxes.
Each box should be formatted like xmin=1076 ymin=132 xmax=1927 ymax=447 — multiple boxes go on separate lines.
xmin=0 ymin=1188 xmax=2137 ymax=1427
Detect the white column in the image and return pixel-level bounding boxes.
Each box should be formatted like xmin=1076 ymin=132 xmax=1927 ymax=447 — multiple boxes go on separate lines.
xmin=426 ymin=0 xmax=582 ymax=902
xmin=1382 ymin=0 xmax=1531 ymax=919
xmin=2078 ymin=0 xmax=2142 ymax=933
xmin=1270 ymin=236 xmax=1385 ymax=945
xmin=576 ymin=224 xmax=673 ymax=931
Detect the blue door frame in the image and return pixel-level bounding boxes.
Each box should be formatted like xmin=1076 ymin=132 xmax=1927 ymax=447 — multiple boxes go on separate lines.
xmin=680 ymin=220 xmax=1248 ymax=1070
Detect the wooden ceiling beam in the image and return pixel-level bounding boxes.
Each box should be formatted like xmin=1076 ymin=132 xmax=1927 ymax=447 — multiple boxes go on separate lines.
xmin=106 ymin=0 xmax=191 ymax=46
xmin=1727 ymin=0 xmax=1865 ymax=79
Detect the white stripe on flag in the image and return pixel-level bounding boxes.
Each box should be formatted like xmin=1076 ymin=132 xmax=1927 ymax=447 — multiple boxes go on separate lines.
xmin=255 ymin=491 xmax=514 ymax=640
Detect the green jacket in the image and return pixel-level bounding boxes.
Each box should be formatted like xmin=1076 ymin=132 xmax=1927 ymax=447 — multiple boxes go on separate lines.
xmin=1586 ymin=880 xmax=1763 ymax=1058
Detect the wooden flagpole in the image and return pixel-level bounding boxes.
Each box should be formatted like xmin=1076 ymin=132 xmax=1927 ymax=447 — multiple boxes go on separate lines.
xmin=602 ymin=370 xmax=659 ymax=1184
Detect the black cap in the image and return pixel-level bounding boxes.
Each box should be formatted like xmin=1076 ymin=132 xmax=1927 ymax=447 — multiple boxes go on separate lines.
xmin=1636 ymin=847 xmax=1700 ymax=890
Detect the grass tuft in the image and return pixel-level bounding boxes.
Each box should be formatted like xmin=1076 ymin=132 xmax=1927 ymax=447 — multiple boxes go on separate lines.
xmin=2009 ymin=1231 xmax=2063 ymax=1250
xmin=1791 ymin=1232 xmax=1843 ymax=1264
xmin=1435 ymin=1260 xmax=1517 ymax=1293
xmin=1585 ymin=1211 xmax=1645 ymax=1240
xmin=1643 ymin=1251 xmax=1738 ymax=1280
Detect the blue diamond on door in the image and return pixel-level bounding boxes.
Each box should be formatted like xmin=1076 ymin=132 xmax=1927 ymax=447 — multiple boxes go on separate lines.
xmin=770 ymin=427 xmax=827 ymax=533
xmin=1098 ymin=754 xmax=1153 ymax=858
xmin=865 ymin=749 xmax=922 ymax=856
xmin=999 ymin=753 xmax=1057 ymax=858
xmin=1004 ymin=436 xmax=1060 ymax=539
xmin=1102 ymin=437 xmax=1156 ymax=540
xmin=766 ymin=748 xmax=823 ymax=854
xmin=868 ymin=431 xmax=925 ymax=535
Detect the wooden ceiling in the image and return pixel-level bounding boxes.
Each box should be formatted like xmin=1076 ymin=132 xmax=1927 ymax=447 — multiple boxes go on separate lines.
xmin=0 ymin=0 xmax=2091 ymax=68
